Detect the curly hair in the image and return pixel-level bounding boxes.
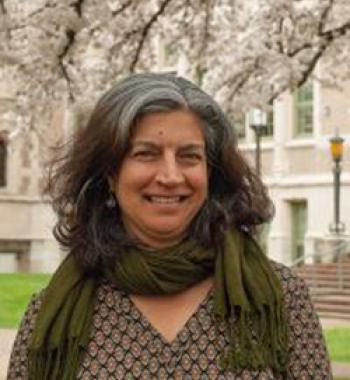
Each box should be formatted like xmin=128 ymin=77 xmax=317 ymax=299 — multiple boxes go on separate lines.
xmin=46 ymin=73 xmax=274 ymax=273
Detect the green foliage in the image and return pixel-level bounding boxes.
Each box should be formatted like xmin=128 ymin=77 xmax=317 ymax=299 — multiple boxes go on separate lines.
xmin=0 ymin=273 xmax=51 ymax=328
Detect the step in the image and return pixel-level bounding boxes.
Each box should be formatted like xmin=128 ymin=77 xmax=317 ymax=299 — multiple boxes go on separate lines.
xmin=295 ymin=267 xmax=350 ymax=275
xmin=303 ymin=281 xmax=350 ymax=288
xmin=296 ymin=271 xmax=350 ymax=278
xmin=317 ymin=311 xmax=350 ymax=320
xmin=299 ymin=275 xmax=350 ymax=284
xmin=312 ymin=303 xmax=350 ymax=314
xmin=296 ymin=273 xmax=350 ymax=281
xmin=302 ymin=276 xmax=350 ymax=284
xmin=312 ymin=295 xmax=350 ymax=306
xmin=304 ymin=282 xmax=350 ymax=290
xmin=293 ymin=262 xmax=350 ymax=319
xmin=310 ymin=288 xmax=350 ymax=299
xmin=295 ymin=261 xmax=350 ymax=267
xmin=304 ymin=281 xmax=350 ymax=289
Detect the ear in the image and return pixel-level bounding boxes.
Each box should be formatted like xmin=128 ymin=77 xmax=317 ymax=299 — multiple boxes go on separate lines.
xmin=107 ymin=175 xmax=116 ymax=192
xmin=207 ymin=164 xmax=212 ymax=178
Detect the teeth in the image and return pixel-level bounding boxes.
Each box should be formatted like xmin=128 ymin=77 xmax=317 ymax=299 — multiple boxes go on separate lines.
xmin=148 ymin=196 xmax=182 ymax=204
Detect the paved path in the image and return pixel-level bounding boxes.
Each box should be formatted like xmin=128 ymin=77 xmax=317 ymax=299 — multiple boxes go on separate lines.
xmin=333 ymin=361 xmax=350 ymax=379
xmin=0 ymin=329 xmax=16 ymax=380
xmin=0 ymin=319 xmax=349 ymax=379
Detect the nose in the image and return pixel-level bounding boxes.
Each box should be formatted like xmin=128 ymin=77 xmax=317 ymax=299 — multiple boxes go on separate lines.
xmin=155 ymin=154 xmax=184 ymax=186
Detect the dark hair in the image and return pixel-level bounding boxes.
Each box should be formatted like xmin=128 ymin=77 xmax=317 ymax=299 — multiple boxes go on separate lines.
xmin=46 ymin=73 xmax=274 ymax=273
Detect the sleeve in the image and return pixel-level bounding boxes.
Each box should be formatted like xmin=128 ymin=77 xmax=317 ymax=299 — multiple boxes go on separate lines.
xmin=6 ymin=293 xmax=43 ymax=380
xmin=281 ymin=267 xmax=333 ymax=380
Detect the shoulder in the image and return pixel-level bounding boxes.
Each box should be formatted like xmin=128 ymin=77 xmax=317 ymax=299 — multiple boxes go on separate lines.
xmin=16 ymin=289 xmax=45 ymax=334
xmin=269 ymin=263 xmax=332 ymax=377
xmin=15 ymin=289 xmax=45 ymax=338
xmin=269 ymin=260 xmax=311 ymax=311
xmin=7 ymin=290 xmax=45 ymax=379
xmin=269 ymin=259 xmax=307 ymax=292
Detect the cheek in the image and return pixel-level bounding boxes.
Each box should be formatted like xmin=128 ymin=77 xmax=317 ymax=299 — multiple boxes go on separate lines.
xmin=115 ymin=164 xmax=151 ymax=193
xmin=190 ymin=168 xmax=209 ymax=198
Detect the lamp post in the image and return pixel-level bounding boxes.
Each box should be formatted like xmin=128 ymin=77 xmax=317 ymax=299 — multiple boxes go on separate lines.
xmin=329 ymin=132 xmax=345 ymax=234
xmin=249 ymin=109 xmax=267 ymax=177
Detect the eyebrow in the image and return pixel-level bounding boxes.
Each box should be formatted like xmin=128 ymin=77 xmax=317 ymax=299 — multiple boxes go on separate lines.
xmin=131 ymin=140 xmax=205 ymax=150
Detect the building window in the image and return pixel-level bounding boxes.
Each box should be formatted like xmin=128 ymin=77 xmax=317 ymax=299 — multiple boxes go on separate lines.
xmin=261 ymin=111 xmax=274 ymax=138
xmin=294 ymin=81 xmax=313 ymax=136
xmin=0 ymin=137 xmax=7 ymax=187
xmin=233 ymin=113 xmax=246 ymax=140
xmin=290 ymin=201 xmax=307 ymax=262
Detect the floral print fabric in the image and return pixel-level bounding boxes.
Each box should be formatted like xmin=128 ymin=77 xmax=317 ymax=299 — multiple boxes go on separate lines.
xmin=7 ymin=262 xmax=332 ymax=379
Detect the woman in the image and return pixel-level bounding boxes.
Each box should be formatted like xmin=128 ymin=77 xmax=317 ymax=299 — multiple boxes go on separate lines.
xmin=7 ymin=73 xmax=332 ymax=379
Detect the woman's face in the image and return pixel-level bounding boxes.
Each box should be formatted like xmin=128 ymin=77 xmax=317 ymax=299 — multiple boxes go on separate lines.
xmin=111 ymin=109 xmax=208 ymax=248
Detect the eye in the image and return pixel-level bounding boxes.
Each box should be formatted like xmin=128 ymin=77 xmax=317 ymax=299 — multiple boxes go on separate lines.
xmin=179 ymin=152 xmax=203 ymax=162
xmin=132 ymin=150 xmax=157 ymax=160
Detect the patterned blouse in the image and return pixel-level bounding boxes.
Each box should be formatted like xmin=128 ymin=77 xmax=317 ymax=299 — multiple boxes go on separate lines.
xmin=7 ymin=262 xmax=332 ymax=379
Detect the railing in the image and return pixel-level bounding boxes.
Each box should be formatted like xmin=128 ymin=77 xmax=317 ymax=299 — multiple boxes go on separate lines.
xmin=289 ymin=239 xmax=350 ymax=291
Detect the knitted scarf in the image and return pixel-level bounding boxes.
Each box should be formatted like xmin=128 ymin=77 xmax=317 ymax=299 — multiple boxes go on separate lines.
xmin=28 ymin=228 xmax=288 ymax=379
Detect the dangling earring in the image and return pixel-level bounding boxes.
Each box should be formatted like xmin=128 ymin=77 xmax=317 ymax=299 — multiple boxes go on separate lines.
xmin=106 ymin=190 xmax=116 ymax=208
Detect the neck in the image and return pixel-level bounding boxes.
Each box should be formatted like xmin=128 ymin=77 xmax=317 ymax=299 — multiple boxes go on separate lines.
xmin=123 ymin=222 xmax=187 ymax=249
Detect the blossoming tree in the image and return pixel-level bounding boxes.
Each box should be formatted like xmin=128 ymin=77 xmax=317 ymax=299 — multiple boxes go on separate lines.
xmin=0 ymin=0 xmax=349 ymax=139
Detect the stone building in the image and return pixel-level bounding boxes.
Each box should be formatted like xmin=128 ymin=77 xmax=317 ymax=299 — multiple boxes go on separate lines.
xmin=0 ymin=80 xmax=64 ymax=272
xmin=0 ymin=71 xmax=349 ymax=272
xmin=238 ymin=80 xmax=350 ymax=264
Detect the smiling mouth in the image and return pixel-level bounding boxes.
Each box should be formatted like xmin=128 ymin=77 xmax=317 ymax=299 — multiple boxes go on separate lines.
xmin=144 ymin=195 xmax=188 ymax=204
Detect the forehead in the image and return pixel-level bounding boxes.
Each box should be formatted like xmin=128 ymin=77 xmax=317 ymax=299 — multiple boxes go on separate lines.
xmin=131 ymin=110 xmax=205 ymax=144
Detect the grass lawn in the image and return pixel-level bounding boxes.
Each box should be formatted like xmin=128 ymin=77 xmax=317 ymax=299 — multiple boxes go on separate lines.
xmin=0 ymin=273 xmax=51 ymax=328
xmin=325 ymin=328 xmax=350 ymax=363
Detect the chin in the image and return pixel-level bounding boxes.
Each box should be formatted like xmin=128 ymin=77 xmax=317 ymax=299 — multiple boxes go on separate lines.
xmin=152 ymin=227 xmax=185 ymax=238
xmin=149 ymin=225 xmax=188 ymax=240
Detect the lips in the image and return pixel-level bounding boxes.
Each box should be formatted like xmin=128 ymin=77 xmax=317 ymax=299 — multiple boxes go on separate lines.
xmin=144 ymin=195 xmax=189 ymax=204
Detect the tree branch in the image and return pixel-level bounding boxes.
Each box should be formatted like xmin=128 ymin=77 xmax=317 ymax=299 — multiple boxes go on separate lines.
xmin=28 ymin=2 xmax=57 ymax=19
xmin=291 ymin=19 xmax=350 ymax=89
xmin=199 ymin=0 xmax=213 ymax=54
xmin=321 ymin=20 xmax=350 ymax=40
xmin=277 ymin=17 xmax=284 ymax=53
xmin=71 ymin=0 xmax=84 ymax=17
xmin=0 ymin=0 xmax=6 ymax=14
xmin=56 ymin=0 xmax=86 ymax=102
xmin=111 ymin=0 xmax=134 ymax=17
xmin=297 ymin=48 xmax=324 ymax=87
xmin=219 ymin=58 xmax=260 ymax=101
xmin=226 ymin=69 xmax=255 ymax=104
xmin=129 ymin=0 xmax=173 ymax=72
xmin=287 ymin=41 xmax=313 ymax=57
xmin=318 ymin=0 xmax=334 ymax=35
xmin=267 ymin=47 xmax=326 ymax=104
xmin=288 ymin=0 xmax=350 ymax=59
xmin=57 ymin=28 xmax=76 ymax=101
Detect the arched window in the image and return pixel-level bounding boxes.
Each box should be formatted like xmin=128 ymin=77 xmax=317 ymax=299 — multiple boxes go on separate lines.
xmin=0 ymin=137 xmax=7 ymax=187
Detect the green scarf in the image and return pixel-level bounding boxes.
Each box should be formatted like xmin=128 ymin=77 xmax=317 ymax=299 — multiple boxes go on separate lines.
xmin=28 ymin=229 xmax=288 ymax=379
